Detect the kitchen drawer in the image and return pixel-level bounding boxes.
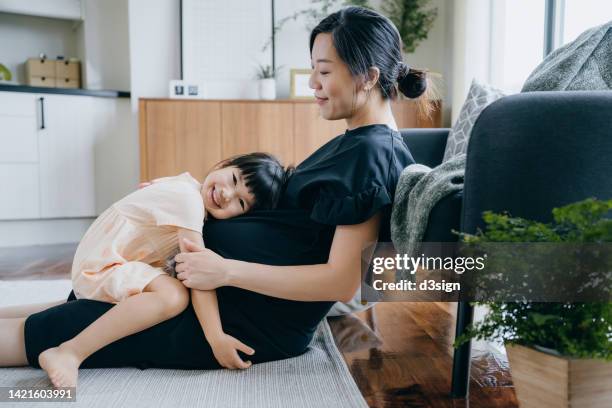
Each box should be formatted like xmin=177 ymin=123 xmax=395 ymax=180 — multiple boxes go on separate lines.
xmin=55 ymin=61 xmax=80 ymax=79
xmin=56 ymin=77 xmax=80 ymax=89
xmin=0 ymin=115 xmax=38 ymax=162
xmin=26 ymin=58 xmax=56 ymax=77
xmin=27 ymin=76 xmax=56 ymax=88
xmin=0 ymin=163 xmax=40 ymax=219
xmin=0 ymin=92 xmax=36 ymax=116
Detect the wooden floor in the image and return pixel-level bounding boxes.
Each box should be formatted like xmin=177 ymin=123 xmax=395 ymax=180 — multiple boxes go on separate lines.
xmin=0 ymin=243 xmax=518 ymax=408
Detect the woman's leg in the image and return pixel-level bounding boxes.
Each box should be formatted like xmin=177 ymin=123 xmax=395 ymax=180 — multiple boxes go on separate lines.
xmin=38 ymin=275 xmax=189 ymax=387
xmin=0 ymin=300 xmax=65 ymax=319
xmin=0 ymin=318 xmax=28 ymax=366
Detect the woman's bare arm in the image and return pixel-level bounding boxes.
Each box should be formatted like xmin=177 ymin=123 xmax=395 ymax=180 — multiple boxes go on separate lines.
xmin=176 ymin=212 xmax=381 ymax=303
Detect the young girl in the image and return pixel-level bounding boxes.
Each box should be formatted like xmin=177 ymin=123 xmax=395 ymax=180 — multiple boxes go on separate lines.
xmin=37 ymin=152 xmax=289 ymax=388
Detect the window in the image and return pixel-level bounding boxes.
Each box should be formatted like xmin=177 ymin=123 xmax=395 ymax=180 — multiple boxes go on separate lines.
xmin=561 ymin=0 xmax=612 ymax=45
xmin=489 ymin=0 xmax=546 ymax=93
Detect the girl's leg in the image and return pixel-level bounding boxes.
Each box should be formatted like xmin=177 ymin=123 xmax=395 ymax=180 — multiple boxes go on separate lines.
xmin=38 ymin=275 xmax=188 ymax=387
xmin=0 ymin=318 xmax=28 ymax=367
xmin=0 ymin=300 xmax=65 ymax=319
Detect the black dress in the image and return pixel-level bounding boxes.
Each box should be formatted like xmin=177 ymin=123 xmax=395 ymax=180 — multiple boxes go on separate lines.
xmin=24 ymin=124 xmax=414 ymax=369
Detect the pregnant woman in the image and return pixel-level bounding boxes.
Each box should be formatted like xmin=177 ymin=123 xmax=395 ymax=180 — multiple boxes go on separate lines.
xmin=0 ymin=6 xmax=432 ymax=371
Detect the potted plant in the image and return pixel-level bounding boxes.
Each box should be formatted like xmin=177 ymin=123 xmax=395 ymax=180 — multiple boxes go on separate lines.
xmin=380 ymin=0 xmax=438 ymax=54
xmin=256 ymin=64 xmax=278 ymax=100
xmin=0 ymin=63 xmax=13 ymax=83
xmin=454 ymin=198 xmax=612 ymax=408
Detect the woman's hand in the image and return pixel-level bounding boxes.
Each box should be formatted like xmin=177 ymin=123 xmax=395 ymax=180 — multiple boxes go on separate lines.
xmin=175 ymin=238 xmax=230 ymax=290
xmin=207 ymin=332 xmax=255 ymax=370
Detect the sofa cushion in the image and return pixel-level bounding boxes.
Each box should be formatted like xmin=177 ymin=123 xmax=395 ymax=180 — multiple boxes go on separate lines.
xmin=522 ymin=21 xmax=612 ymax=92
xmin=443 ymin=79 xmax=506 ymax=162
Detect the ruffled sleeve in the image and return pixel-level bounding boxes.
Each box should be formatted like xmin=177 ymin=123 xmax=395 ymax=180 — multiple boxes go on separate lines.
xmin=281 ymin=124 xmax=415 ymax=230
xmin=310 ymin=185 xmax=392 ymax=225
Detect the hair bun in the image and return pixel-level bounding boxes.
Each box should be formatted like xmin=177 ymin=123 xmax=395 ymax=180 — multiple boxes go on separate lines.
xmin=397 ymin=64 xmax=428 ymax=99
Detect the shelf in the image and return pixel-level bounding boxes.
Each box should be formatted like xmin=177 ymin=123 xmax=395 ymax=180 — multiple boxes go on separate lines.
xmin=0 ymin=84 xmax=130 ymax=99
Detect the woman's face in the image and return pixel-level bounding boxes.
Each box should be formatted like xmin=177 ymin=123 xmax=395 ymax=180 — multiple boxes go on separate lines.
xmin=201 ymin=166 xmax=255 ymax=219
xmin=309 ymin=33 xmax=366 ymax=121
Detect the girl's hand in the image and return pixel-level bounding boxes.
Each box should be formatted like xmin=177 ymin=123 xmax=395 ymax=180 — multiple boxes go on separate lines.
xmin=208 ymin=332 xmax=255 ymax=370
xmin=175 ymin=239 xmax=230 ymax=290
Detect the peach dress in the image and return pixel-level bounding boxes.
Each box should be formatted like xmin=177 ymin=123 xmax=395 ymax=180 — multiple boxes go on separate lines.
xmin=71 ymin=173 xmax=205 ymax=303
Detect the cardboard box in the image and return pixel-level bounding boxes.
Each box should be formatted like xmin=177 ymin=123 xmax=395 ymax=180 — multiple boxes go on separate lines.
xmin=25 ymin=58 xmax=56 ymax=78
xmin=56 ymin=77 xmax=79 ymax=89
xmin=27 ymin=76 xmax=56 ymax=87
xmin=25 ymin=58 xmax=81 ymax=88
xmin=55 ymin=60 xmax=80 ymax=80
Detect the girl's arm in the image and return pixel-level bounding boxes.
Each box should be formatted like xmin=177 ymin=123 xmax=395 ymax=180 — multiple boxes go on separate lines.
xmin=176 ymin=229 xmax=223 ymax=340
xmin=176 ymin=212 xmax=381 ymax=303
xmin=178 ymin=229 xmax=255 ymax=369
xmin=190 ymin=289 xmax=223 ymax=343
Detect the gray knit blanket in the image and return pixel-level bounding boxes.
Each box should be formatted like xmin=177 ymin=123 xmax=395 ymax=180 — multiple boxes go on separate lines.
xmin=391 ymin=154 xmax=466 ymax=257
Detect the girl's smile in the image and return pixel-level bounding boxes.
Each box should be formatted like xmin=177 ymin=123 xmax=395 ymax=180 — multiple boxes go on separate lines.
xmin=201 ymin=165 xmax=255 ymax=219
xmin=207 ymin=185 xmax=221 ymax=209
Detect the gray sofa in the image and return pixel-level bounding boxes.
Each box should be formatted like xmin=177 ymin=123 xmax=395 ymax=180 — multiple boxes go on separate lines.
xmin=399 ymin=90 xmax=612 ymax=397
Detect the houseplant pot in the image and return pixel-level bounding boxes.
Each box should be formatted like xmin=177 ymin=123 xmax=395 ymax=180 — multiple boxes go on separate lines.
xmin=454 ymin=198 xmax=612 ymax=408
xmin=256 ymin=64 xmax=277 ymax=100
xmin=506 ymin=343 xmax=612 ymax=408
xmin=258 ymin=78 xmax=276 ymax=100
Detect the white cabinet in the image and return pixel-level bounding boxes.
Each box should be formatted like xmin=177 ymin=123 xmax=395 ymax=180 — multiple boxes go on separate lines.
xmin=0 ymin=92 xmax=39 ymax=163
xmin=0 ymin=163 xmax=40 ymax=219
xmin=38 ymin=94 xmax=96 ymax=218
xmin=0 ymin=92 xmax=41 ymax=219
xmin=0 ymin=91 xmax=127 ymax=220
xmin=0 ymin=0 xmax=82 ymax=20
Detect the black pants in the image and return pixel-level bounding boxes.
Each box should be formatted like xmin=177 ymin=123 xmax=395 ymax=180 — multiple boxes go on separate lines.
xmin=25 ymin=291 xmax=224 ymax=369
xmin=25 ymin=209 xmax=335 ymax=369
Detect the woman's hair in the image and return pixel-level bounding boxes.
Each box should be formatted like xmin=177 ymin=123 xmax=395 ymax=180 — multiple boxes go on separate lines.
xmin=214 ymin=152 xmax=293 ymax=210
xmin=309 ymin=6 xmax=438 ymax=118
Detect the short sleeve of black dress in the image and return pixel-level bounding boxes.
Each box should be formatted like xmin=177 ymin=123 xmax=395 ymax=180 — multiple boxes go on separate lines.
xmin=280 ymin=124 xmax=415 ymax=242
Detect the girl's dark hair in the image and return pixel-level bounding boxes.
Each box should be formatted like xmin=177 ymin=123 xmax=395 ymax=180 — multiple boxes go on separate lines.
xmin=309 ymin=6 xmax=435 ymax=117
xmin=215 ymin=152 xmax=293 ymax=210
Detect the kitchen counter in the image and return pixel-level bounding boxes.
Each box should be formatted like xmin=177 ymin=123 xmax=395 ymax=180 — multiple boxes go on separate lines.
xmin=0 ymin=84 xmax=130 ymax=98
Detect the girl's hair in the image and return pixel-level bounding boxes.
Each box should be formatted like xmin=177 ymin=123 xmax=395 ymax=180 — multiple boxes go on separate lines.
xmin=214 ymin=152 xmax=293 ymax=210
xmin=309 ymin=6 xmax=438 ymax=118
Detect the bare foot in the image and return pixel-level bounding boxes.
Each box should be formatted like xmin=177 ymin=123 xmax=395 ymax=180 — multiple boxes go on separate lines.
xmin=38 ymin=345 xmax=81 ymax=388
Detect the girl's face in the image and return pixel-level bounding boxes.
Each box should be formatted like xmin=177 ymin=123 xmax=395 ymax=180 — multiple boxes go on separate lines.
xmin=309 ymin=33 xmax=368 ymax=121
xmin=201 ymin=166 xmax=255 ymax=219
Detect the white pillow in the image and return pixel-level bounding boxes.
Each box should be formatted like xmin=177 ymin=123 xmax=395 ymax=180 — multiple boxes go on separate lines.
xmin=443 ymin=79 xmax=506 ymax=162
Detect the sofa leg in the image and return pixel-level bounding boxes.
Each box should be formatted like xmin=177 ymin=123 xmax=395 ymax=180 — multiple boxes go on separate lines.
xmin=451 ymin=301 xmax=474 ymax=398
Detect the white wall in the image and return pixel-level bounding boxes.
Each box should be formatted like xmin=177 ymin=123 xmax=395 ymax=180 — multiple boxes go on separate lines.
xmin=274 ymin=0 xmax=319 ymax=99
xmin=0 ymin=12 xmax=78 ymax=84
xmin=128 ymin=0 xmax=180 ymax=111
xmin=80 ymin=0 xmax=131 ymax=90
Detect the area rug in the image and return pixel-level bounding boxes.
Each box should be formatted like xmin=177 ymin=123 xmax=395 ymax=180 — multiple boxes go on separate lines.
xmin=0 ymin=280 xmax=368 ymax=408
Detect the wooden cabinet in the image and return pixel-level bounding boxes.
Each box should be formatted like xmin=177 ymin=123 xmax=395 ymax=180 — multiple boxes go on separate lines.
xmin=222 ymin=102 xmax=295 ymax=165
xmin=141 ymin=100 xmax=223 ymax=182
xmin=139 ymin=99 xmax=442 ymax=181
xmin=293 ymin=103 xmax=346 ymax=163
